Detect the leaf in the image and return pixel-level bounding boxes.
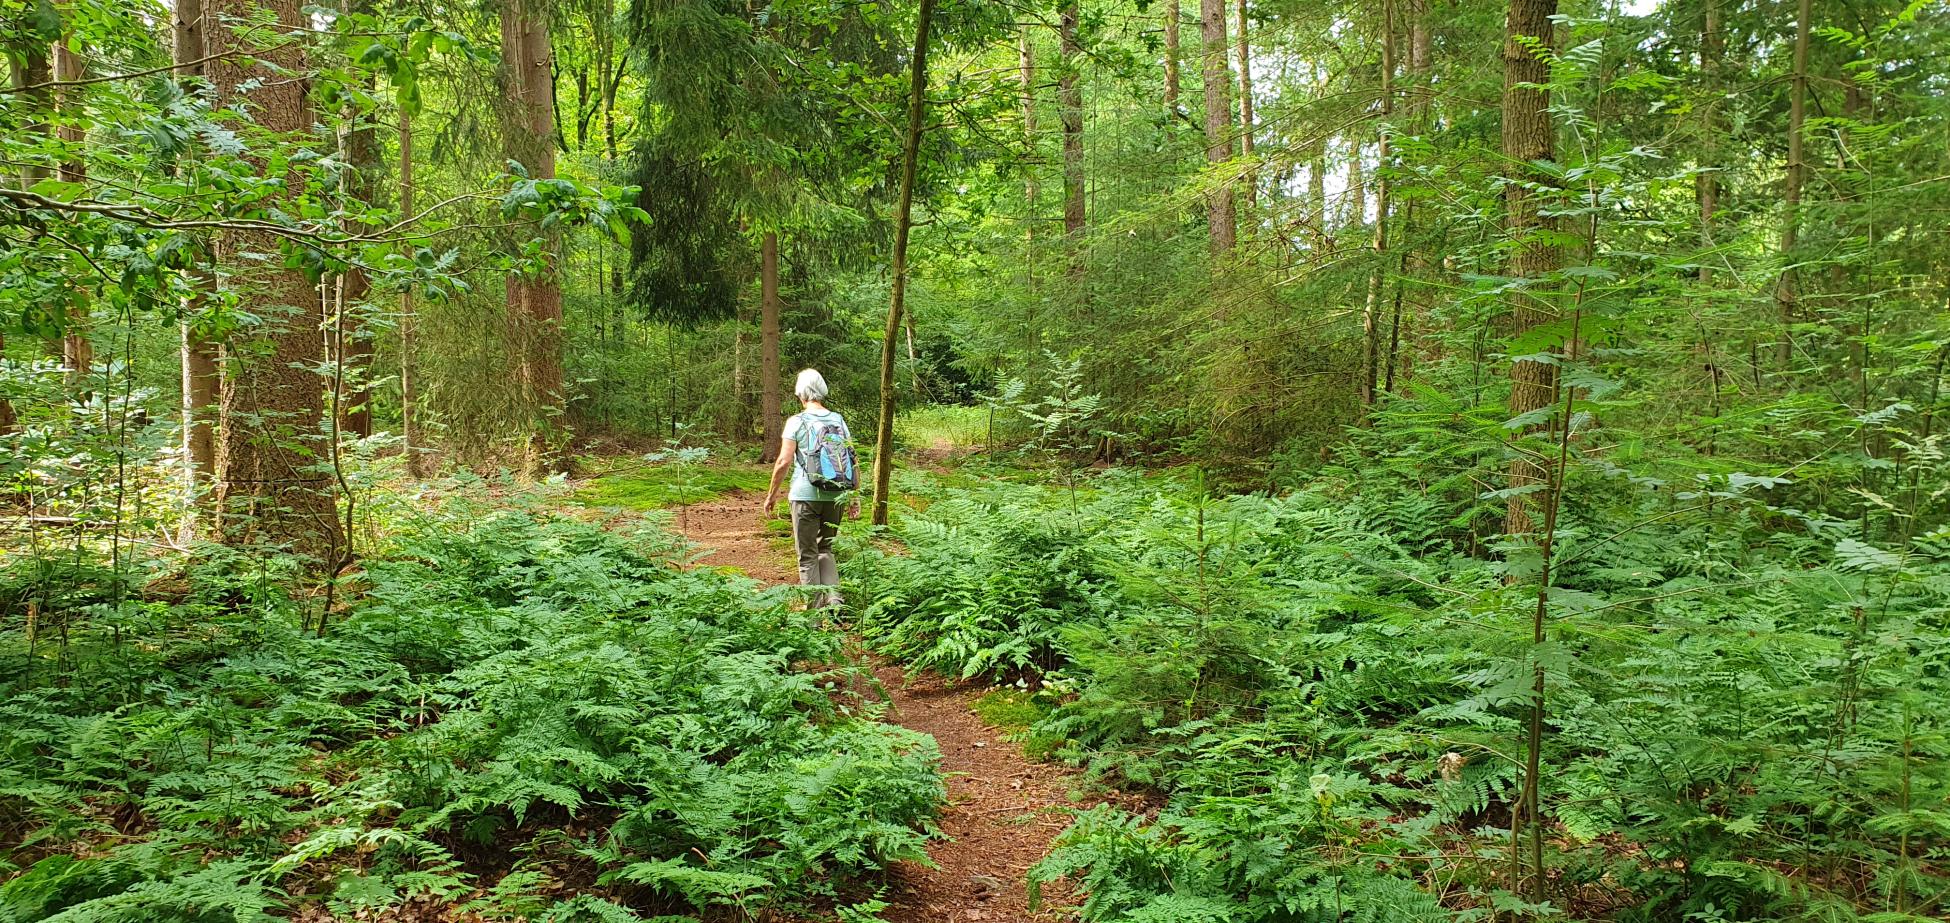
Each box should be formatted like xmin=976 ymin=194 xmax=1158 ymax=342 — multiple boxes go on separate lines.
xmin=1834 ymin=538 xmax=1899 ymax=573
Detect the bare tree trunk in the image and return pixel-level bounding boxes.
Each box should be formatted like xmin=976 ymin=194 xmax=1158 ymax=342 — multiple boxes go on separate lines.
xmin=1773 ymin=0 xmax=1810 ymax=366
xmin=1197 ymin=0 xmax=1235 ymax=259
xmin=1503 ymin=0 xmax=1560 ymax=538
xmin=54 ymin=13 xmax=91 ymax=385
xmin=1394 ymin=0 xmax=1431 ymax=390
xmin=338 ymin=55 xmax=377 ymax=438
xmin=732 ymin=300 xmax=749 ymax=440
xmin=0 ymin=331 xmax=14 ymax=431
xmin=1163 ymin=0 xmax=1181 ymax=113
xmin=599 ymin=2 xmax=619 ymax=161
xmin=1019 ymin=27 xmax=1039 ymax=285
xmin=399 ymin=107 xmax=429 ymax=477
xmin=175 ymin=0 xmax=218 ymax=491
xmin=1696 ymin=0 xmax=1720 ymax=284
xmin=870 ymin=0 xmax=935 ymax=526
xmin=1308 ymin=138 xmax=1329 ymax=254
xmin=1058 ymin=0 xmax=1085 ymax=280
xmin=502 ymin=0 xmax=565 ymax=471
xmin=759 ymin=231 xmax=784 ymax=462
xmin=11 ymin=24 xmax=51 ymax=431
xmin=1361 ymin=0 xmax=1395 ymax=409
xmin=12 ymin=40 xmax=50 ymax=188
xmin=208 ymin=0 xmax=343 ymax=561
xmin=1234 ymin=0 xmax=1255 ymax=209
xmin=1503 ymin=6 xmax=1561 ymax=902
xmin=1344 ymin=135 xmax=1364 ymax=233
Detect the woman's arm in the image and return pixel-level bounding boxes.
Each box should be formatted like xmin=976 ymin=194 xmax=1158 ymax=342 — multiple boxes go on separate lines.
xmin=761 ymin=436 xmax=796 ymax=515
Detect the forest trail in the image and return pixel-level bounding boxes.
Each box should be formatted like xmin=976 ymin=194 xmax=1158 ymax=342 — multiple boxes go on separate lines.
xmin=673 ymin=490 xmax=1087 ymax=923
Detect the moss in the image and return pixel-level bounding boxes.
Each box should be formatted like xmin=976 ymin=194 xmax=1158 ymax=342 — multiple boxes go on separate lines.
xmin=970 ymin=687 xmax=1043 ymax=732
xmin=970 ymin=687 xmax=1064 ymax=761
xmin=574 ymin=462 xmax=770 ymax=510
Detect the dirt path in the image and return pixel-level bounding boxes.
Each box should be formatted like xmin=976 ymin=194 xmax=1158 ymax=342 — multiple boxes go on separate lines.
xmin=676 ymin=491 xmax=1087 ymax=922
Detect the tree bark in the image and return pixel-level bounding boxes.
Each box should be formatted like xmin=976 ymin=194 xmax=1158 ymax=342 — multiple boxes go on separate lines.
xmin=12 ymin=40 xmax=50 ymax=187
xmin=1773 ymin=0 xmax=1810 ymax=366
xmin=338 ymin=55 xmax=377 ymax=438
xmin=1197 ymin=0 xmax=1235 ymax=259
xmin=598 ymin=2 xmax=618 ymax=161
xmin=399 ymin=106 xmax=428 ymax=477
xmin=1308 ymin=138 xmax=1329 ymax=254
xmin=1163 ymin=0 xmax=1181 ymax=114
xmin=1019 ymin=26 xmax=1039 ymax=284
xmin=1058 ymin=0 xmax=1085 ymax=280
xmin=1395 ymin=0 xmax=1431 ymax=389
xmin=759 ymin=231 xmax=784 ymax=462
xmin=1347 ymin=131 xmax=1368 ymax=229
xmin=175 ymin=0 xmax=219 ymax=491
xmin=1361 ymin=0 xmax=1395 ymax=409
xmin=1234 ymin=0 xmax=1255 ymax=209
xmin=501 ymin=0 xmax=564 ymax=472
xmin=1696 ymin=0 xmax=1720 ymax=284
xmin=870 ymin=0 xmax=935 ymax=527
xmin=1502 ymin=1 xmax=1560 ymax=906
xmin=208 ymin=0 xmax=343 ymax=561
xmin=8 ymin=23 xmax=50 ymax=433
xmin=1503 ymin=0 xmax=1559 ymax=537
xmin=54 ymin=11 xmax=91 ymax=385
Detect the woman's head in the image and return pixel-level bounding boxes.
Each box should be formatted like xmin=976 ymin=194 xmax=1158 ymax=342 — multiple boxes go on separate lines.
xmin=794 ymin=368 xmax=830 ymax=405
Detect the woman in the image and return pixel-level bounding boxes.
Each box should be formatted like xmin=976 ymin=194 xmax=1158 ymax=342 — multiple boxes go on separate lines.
xmin=762 ymin=368 xmax=857 ymax=608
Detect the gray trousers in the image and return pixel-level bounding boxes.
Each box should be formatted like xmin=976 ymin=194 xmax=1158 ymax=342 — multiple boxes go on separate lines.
xmin=791 ymin=500 xmax=842 ymax=606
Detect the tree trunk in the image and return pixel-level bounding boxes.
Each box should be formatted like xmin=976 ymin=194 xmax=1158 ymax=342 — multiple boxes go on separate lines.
xmin=1361 ymin=0 xmax=1395 ymax=409
xmin=9 ymin=25 xmax=50 ymax=433
xmin=759 ymin=231 xmax=784 ymax=462
xmin=1696 ymin=0 xmax=1720 ymax=284
xmin=599 ymin=3 xmax=619 ymax=161
xmin=1503 ymin=3 xmax=1560 ymax=904
xmin=1019 ymin=26 xmax=1039 ymax=284
xmin=1197 ymin=0 xmax=1235 ymax=259
xmin=54 ymin=13 xmax=91 ymax=386
xmin=1344 ymin=135 xmax=1364 ymax=232
xmin=208 ymin=0 xmax=343 ymax=562
xmin=1163 ymin=0 xmax=1181 ymax=114
xmin=338 ymin=64 xmax=377 ymax=438
xmin=501 ymin=0 xmax=565 ymax=471
xmin=1234 ymin=0 xmax=1255 ymax=209
xmin=12 ymin=40 xmax=50 ymax=187
xmin=1395 ymin=0 xmax=1431 ymax=389
xmin=1773 ymin=0 xmax=1810 ymax=366
xmin=870 ymin=0 xmax=935 ymax=526
xmin=1058 ymin=0 xmax=1085 ymax=280
xmin=399 ymin=106 xmax=428 ymax=477
xmin=1308 ymin=139 xmax=1329 ymax=254
xmin=0 ymin=329 xmax=14 ymax=430
xmin=175 ymin=0 xmax=218 ymax=491
xmin=1503 ymin=0 xmax=1559 ymax=533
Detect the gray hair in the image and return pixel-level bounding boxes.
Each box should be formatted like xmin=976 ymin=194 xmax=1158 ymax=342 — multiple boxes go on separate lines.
xmin=794 ymin=368 xmax=829 ymax=403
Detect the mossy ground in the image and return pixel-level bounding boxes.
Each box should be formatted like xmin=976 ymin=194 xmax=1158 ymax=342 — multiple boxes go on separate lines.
xmin=573 ymin=460 xmax=771 ymax=510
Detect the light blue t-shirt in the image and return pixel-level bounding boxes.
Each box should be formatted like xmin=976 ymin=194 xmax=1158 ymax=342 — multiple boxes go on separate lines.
xmin=786 ymin=408 xmax=852 ymax=502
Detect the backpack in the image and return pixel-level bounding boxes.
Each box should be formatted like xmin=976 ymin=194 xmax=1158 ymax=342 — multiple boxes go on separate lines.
xmin=795 ymin=414 xmax=858 ymax=491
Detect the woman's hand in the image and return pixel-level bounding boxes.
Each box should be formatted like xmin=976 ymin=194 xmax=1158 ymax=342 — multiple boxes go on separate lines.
xmin=760 ymin=493 xmax=778 ymax=524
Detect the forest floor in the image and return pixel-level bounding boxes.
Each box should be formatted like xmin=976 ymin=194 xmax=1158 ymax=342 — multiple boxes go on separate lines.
xmin=669 ymin=489 xmax=1090 ymax=923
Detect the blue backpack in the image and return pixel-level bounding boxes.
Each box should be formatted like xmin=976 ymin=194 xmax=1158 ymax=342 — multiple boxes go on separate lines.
xmin=795 ymin=414 xmax=858 ymax=491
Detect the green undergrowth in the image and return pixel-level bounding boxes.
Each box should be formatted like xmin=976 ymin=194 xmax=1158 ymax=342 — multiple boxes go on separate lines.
xmin=846 ymin=436 xmax=1950 ymax=921
xmin=574 ymin=458 xmax=769 ymax=510
xmin=0 ymin=505 xmax=942 ymax=922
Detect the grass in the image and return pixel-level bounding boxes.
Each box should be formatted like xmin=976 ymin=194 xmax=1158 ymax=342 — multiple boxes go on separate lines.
xmin=895 ymin=404 xmax=1013 ymax=454
xmin=574 ymin=459 xmax=770 ymax=510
